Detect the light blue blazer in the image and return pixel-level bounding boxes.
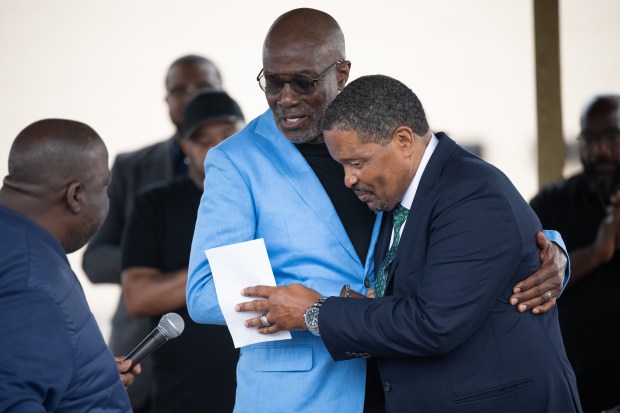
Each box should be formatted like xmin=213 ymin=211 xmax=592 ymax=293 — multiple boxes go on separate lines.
xmin=187 ymin=110 xmax=382 ymax=413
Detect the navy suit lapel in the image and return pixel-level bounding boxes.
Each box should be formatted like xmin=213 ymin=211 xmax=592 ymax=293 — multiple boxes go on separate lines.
xmin=382 ymin=133 xmax=458 ymax=292
xmin=253 ymin=112 xmax=363 ymax=265
xmin=374 ymin=210 xmax=393 ymax=267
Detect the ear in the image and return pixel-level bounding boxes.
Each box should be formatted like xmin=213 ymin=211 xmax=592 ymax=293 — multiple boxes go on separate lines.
xmin=180 ymin=138 xmax=191 ymax=159
xmin=392 ymin=126 xmax=415 ymax=156
xmin=336 ymin=61 xmax=351 ymax=91
xmin=65 ymin=181 xmax=83 ymax=214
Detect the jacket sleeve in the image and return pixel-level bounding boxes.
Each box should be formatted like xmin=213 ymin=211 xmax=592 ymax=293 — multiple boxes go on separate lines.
xmin=319 ymin=178 xmax=526 ymax=359
xmin=187 ymin=147 xmax=256 ymax=325
xmin=542 ymin=229 xmax=571 ymax=291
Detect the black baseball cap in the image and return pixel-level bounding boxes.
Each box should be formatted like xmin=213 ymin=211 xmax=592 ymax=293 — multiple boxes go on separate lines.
xmin=182 ymin=90 xmax=244 ymax=139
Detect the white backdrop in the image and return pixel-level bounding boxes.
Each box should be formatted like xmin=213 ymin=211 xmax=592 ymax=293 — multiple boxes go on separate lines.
xmin=2 ymin=0 xmax=619 ymax=340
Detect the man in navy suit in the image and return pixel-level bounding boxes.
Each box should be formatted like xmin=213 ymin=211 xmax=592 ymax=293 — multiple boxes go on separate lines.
xmin=237 ymin=75 xmax=582 ymax=412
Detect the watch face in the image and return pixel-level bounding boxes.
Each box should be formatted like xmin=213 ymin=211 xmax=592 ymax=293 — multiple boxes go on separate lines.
xmin=304 ymin=306 xmax=320 ymax=329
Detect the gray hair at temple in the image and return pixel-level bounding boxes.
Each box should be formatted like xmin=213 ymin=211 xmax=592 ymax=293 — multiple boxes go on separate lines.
xmin=322 ymin=74 xmax=430 ymax=145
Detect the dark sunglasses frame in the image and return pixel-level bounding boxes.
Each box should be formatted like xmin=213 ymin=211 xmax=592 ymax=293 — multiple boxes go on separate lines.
xmin=256 ymin=61 xmax=344 ymax=96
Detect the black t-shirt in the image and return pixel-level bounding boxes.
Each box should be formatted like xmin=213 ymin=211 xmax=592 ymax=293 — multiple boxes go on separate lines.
xmin=530 ymin=173 xmax=620 ymax=412
xmin=296 ymin=142 xmax=376 ymax=264
xmin=122 ymin=176 xmax=238 ymax=413
xmin=296 ymin=142 xmax=384 ymax=412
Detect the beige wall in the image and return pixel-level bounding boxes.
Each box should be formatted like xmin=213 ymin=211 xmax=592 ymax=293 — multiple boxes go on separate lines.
xmin=2 ymin=0 xmax=619 ymax=340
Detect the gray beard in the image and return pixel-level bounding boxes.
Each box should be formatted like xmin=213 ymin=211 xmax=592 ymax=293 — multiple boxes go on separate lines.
xmin=288 ymin=130 xmax=322 ymax=144
xmin=275 ymin=105 xmax=325 ymax=144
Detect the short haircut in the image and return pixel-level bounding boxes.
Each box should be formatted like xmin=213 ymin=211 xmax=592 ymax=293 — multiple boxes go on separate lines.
xmin=322 ymin=75 xmax=430 ymax=145
xmin=165 ymin=54 xmax=221 ymax=89
xmin=8 ymin=119 xmax=104 ymax=188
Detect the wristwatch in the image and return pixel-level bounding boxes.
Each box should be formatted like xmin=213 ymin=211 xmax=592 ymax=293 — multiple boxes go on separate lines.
xmin=304 ymin=297 xmax=326 ymax=336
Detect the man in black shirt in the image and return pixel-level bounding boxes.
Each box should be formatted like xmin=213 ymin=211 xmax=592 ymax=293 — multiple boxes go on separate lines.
xmin=121 ymin=90 xmax=244 ymax=412
xmin=530 ymin=94 xmax=620 ymax=412
xmin=82 ymin=54 xmax=223 ymax=413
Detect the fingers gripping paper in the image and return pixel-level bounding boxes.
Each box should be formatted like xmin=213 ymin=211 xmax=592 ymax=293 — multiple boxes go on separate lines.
xmin=205 ymin=238 xmax=292 ymax=347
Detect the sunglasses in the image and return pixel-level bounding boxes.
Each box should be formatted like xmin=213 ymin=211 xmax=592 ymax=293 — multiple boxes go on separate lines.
xmin=256 ymin=61 xmax=344 ymax=96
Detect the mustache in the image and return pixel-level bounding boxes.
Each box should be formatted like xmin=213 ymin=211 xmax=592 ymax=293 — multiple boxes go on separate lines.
xmin=275 ymin=105 xmax=308 ymax=119
xmin=352 ymin=185 xmax=373 ymax=194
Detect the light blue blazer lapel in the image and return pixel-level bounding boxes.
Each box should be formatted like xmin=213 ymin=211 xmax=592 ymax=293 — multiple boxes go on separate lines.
xmin=253 ymin=111 xmax=364 ymax=266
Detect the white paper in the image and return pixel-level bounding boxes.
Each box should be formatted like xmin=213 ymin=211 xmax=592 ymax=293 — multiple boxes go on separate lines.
xmin=205 ymin=238 xmax=292 ymax=348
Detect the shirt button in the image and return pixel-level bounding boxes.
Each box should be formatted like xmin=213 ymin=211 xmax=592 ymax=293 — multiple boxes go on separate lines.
xmin=383 ymin=381 xmax=391 ymax=392
xmin=364 ymin=278 xmax=371 ymax=288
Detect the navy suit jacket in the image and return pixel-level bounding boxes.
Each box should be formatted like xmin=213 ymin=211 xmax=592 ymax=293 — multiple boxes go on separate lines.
xmin=320 ymin=133 xmax=582 ymax=412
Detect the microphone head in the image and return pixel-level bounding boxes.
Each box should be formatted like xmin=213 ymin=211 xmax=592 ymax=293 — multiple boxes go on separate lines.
xmin=157 ymin=312 xmax=185 ymax=339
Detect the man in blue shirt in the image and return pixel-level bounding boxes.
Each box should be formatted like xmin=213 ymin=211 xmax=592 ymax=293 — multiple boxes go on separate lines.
xmin=0 ymin=119 xmax=134 ymax=412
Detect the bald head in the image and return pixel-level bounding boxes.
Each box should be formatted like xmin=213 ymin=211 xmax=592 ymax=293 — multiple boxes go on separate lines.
xmin=578 ymin=94 xmax=620 ymax=197
xmin=7 ymin=119 xmax=105 ymax=193
xmin=1 ymin=119 xmax=110 ymax=253
xmin=261 ymin=9 xmax=350 ymax=144
xmin=263 ymin=8 xmax=346 ymax=65
xmin=580 ymin=94 xmax=620 ymax=129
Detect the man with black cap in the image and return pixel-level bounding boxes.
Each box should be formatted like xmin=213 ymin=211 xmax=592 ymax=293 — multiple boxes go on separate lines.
xmin=82 ymin=54 xmax=223 ymax=412
xmin=120 ymin=90 xmax=244 ymax=413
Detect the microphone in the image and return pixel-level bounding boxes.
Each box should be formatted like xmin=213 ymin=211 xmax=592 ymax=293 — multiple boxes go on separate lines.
xmin=123 ymin=312 xmax=185 ymax=371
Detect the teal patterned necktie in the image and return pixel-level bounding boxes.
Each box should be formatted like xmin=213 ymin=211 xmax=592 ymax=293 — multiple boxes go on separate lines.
xmin=375 ymin=204 xmax=409 ymax=297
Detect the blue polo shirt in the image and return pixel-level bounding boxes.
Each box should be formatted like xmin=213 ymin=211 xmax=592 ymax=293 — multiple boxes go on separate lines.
xmin=0 ymin=206 xmax=131 ymax=412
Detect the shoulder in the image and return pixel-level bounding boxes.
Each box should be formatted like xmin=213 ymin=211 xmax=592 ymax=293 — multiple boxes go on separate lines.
xmin=1 ymin=215 xmax=68 ymax=293
xmin=113 ymin=138 xmax=173 ymax=168
xmin=440 ymin=143 xmax=508 ymax=190
xmin=530 ymin=173 xmax=583 ymax=209
xmin=0 ymin=213 xmax=30 ymax=287
xmin=430 ymin=133 xmax=497 ymax=181
xmin=534 ymin=174 xmax=582 ymax=198
xmin=430 ymin=142 xmax=532 ymax=222
xmin=135 ymin=176 xmax=192 ymax=205
xmin=216 ymin=110 xmax=280 ymax=154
